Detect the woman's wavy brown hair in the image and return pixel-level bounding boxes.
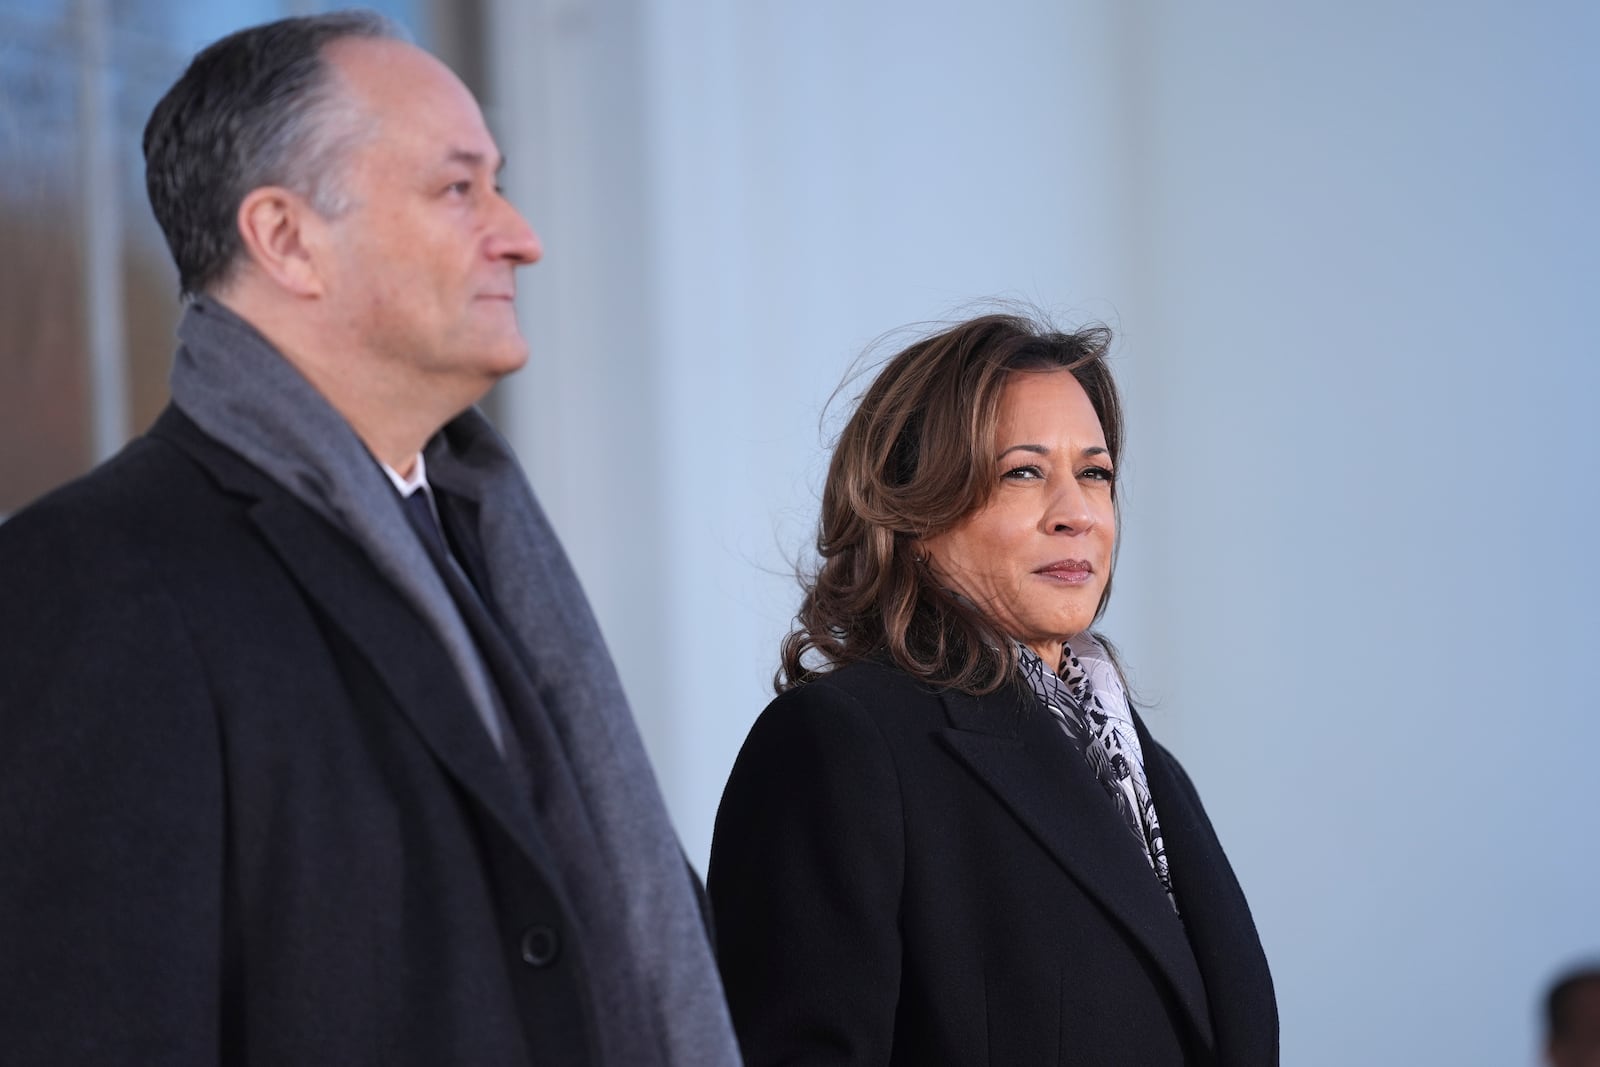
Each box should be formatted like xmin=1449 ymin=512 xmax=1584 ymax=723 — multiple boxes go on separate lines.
xmin=778 ymin=312 xmax=1124 ymax=695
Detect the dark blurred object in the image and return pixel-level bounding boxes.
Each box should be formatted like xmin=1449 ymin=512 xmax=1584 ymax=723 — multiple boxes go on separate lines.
xmin=1547 ymin=964 xmax=1600 ymax=1067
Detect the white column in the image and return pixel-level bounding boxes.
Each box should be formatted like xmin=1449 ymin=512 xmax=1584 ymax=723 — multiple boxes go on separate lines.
xmin=481 ymin=0 xmax=680 ymax=805
xmin=75 ymin=0 xmax=128 ymax=461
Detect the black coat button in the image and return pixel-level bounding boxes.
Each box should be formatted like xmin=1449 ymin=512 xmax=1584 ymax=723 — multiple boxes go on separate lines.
xmin=520 ymin=924 xmax=561 ymax=968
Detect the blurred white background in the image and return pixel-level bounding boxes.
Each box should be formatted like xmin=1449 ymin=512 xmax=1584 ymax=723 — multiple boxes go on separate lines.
xmin=4 ymin=1 xmax=1596 ymax=1062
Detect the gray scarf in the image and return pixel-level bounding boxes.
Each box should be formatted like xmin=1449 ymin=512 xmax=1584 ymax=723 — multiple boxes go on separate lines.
xmin=169 ymin=297 xmax=740 ymax=1067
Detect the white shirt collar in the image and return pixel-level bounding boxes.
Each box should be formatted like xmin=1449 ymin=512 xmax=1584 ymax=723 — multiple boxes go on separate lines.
xmin=381 ymin=452 xmax=430 ymax=498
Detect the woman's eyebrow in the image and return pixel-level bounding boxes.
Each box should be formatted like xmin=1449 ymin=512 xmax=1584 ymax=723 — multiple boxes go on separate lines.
xmin=996 ymin=444 xmax=1110 ymax=461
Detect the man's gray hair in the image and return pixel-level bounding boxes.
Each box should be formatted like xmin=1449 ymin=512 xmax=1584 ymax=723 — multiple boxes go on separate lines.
xmin=143 ymin=9 xmax=407 ymax=296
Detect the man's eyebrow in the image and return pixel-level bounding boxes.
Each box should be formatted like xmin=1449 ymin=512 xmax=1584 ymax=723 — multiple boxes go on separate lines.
xmin=444 ymin=148 xmax=506 ymax=173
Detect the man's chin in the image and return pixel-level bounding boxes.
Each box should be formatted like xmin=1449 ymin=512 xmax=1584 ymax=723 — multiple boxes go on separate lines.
xmin=478 ymin=337 xmax=531 ymax=379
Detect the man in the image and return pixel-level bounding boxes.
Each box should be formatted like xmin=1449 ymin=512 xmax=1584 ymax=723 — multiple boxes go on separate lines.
xmin=0 ymin=12 xmax=739 ymax=1066
xmin=1548 ymin=966 xmax=1600 ymax=1067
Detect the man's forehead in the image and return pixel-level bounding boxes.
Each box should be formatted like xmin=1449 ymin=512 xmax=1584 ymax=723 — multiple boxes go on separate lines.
xmin=323 ymin=37 xmax=496 ymax=161
xmin=325 ymin=36 xmax=479 ymax=115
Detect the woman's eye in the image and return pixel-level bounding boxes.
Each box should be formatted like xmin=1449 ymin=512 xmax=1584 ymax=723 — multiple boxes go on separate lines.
xmin=446 ymin=180 xmax=471 ymax=196
xmin=1080 ymin=465 xmax=1115 ymax=483
xmin=1002 ymin=464 xmax=1044 ymax=481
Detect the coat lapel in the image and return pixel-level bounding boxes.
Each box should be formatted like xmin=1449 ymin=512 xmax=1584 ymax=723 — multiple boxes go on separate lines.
xmin=937 ymin=686 xmax=1215 ymax=1052
xmin=154 ymin=409 xmax=557 ymax=876
xmin=1136 ymin=716 xmax=1278 ymax=1063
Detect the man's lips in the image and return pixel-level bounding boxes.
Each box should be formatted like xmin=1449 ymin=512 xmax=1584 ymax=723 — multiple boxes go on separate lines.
xmin=1033 ymin=560 xmax=1095 ymax=584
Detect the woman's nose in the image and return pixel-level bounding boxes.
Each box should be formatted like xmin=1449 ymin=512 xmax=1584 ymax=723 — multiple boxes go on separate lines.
xmin=1042 ymin=482 xmax=1094 ymax=534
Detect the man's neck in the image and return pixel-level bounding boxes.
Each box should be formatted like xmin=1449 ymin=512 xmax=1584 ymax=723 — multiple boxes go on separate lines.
xmin=207 ymin=289 xmax=451 ymax=475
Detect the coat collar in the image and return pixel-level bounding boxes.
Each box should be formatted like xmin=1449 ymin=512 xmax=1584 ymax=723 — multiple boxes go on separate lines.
xmin=149 ymin=407 xmax=562 ymax=878
xmin=936 ymin=683 xmax=1216 ymax=1052
xmin=1134 ymin=717 xmax=1279 ymax=1063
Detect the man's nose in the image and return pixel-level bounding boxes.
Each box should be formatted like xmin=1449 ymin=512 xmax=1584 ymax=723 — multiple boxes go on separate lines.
xmin=491 ymin=198 xmax=542 ymax=265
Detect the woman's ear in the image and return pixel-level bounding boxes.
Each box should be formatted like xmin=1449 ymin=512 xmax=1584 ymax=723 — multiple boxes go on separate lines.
xmin=235 ymin=186 xmax=326 ymax=297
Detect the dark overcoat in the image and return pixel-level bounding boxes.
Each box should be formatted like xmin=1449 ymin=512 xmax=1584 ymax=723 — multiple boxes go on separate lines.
xmin=708 ymin=658 xmax=1278 ymax=1066
xmin=0 ymin=408 xmax=606 ymax=1065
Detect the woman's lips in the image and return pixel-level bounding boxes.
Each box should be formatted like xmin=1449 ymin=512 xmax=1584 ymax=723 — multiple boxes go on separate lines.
xmin=1034 ymin=560 xmax=1094 ymax=584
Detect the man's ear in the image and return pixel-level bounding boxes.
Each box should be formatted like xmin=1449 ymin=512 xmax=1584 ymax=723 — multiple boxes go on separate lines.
xmin=236 ymin=186 xmax=327 ymax=297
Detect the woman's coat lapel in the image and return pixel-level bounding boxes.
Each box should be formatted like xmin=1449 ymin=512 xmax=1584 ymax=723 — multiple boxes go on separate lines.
xmin=936 ymin=684 xmax=1217 ymax=1054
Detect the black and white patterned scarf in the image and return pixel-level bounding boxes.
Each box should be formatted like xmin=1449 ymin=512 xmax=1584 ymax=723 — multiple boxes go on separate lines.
xmin=1016 ymin=636 xmax=1175 ymax=906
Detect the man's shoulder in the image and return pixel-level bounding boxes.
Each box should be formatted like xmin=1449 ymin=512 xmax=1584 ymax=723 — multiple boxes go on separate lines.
xmin=11 ymin=431 xmax=176 ymax=528
xmin=0 ymin=410 xmax=367 ymax=666
xmin=0 ymin=409 xmax=259 ymax=581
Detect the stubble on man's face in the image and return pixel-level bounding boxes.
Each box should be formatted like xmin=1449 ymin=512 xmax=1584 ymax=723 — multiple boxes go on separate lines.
xmin=317 ymin=38 xmax=542 ymax=408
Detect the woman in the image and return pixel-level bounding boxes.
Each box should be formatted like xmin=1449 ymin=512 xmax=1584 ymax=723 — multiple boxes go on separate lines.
xmin=708 ymin=313 xmax=1277 ymax=1065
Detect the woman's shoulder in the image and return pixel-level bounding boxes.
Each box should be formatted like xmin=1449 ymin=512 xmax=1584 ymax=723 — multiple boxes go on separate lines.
xmin=776 ymin=656 xmax=949 ymax=711
xmin=742 ymin=658 xmax=946 ymax=747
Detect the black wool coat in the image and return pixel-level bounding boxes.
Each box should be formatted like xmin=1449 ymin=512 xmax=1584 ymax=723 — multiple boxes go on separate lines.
xmin=708 ymin=658 xmax=1278 ymax=1066
xmin=0 ymin=408 xmax=607 ymax=1065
